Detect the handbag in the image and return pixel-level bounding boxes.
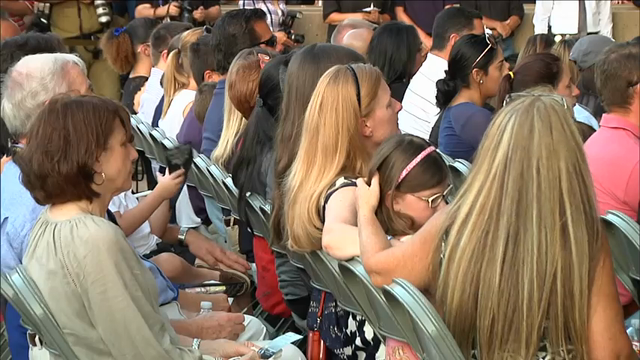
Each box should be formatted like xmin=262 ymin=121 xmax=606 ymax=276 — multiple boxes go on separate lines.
xmin=306 ymin=291 xmax=327 ymax=360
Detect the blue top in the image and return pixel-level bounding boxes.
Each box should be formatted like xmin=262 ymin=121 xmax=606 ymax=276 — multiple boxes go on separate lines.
xmin=573 ymin=103 xmax=600 ymax=131
xmin=201 ymin=79 xmax=226 ymax=157
xmin=438 ymin=102 xmax=493 ymax=162
xmin=1 ymin=160 xmax=178 ymax=360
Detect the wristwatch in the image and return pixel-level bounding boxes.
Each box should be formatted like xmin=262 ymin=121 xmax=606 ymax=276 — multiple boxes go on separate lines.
xmin=178 ymin=227 xmax=190 ymax=245
xmin=192 ymin=338 xmax=201 ymax=350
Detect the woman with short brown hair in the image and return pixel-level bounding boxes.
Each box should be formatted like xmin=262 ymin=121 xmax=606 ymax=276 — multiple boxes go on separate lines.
xmin=16 ymin=95 xmax=254 ymax=359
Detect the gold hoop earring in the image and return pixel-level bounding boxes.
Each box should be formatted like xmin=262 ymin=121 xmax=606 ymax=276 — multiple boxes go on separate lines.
xmin=94 ymin=172 xmax=106 ymax=186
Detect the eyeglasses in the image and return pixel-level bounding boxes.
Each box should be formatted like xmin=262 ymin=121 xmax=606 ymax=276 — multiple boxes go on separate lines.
xmin=254 ymin=34 xmax=277 ymax=49
xmin=411 ymin=185 xmax=453 ymax=209
xmin=472 ymin=27 xmax=498 ymax=68
xmin=503 ymin=92 xmax=569 ymax=109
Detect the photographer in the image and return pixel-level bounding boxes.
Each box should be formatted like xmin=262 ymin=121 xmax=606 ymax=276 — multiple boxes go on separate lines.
xmin=135 ymin=1 xmax=221 ymax=26
xmin=36 ymin=0 xmax=124 ymax=101
xmin=239 ymin=0 xmax=294 ymax=50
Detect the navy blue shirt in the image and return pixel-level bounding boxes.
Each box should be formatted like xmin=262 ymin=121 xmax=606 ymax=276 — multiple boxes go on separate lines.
xmin=438 ymin=102 xmax=492 ymax=162
xmin=201 ymin=79 xmax=226 ymax=157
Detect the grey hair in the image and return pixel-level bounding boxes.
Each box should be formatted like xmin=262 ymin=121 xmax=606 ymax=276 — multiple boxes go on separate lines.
xmin=1 ymin=53 xmax=87 ymax=138
xmin=331 ymin=18 xmax=378 ymax=45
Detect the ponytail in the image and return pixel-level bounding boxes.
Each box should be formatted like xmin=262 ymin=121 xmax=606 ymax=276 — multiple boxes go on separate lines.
xmin=496 ymin=71 xmax=515 ymax=110
xmin=100 ymin=27 xmax=136 ymax=74
xmin=435 ymin=70 xmax=460 ymax=111
xmin=161 ymin=48 xmax=190 ymax=118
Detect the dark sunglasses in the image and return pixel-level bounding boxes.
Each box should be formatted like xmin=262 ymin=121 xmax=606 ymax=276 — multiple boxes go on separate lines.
xmin=472 ymin=27 xmax=498 ymax=68
xmin=254 ymin=34 xmax=277 ymax=49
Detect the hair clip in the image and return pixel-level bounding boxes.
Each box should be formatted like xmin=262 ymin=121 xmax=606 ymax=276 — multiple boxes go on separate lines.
xmin=255 ymin=97 xmax=264 ymax=108
xmin=509 ymin=71 xmax=514 ymax=79
xmin=113 ymin=27 xmax=125 ymax=36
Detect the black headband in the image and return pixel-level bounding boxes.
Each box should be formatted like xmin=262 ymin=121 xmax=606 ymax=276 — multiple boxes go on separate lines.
xmin=346 ymin=64 xmax=361 ymax=111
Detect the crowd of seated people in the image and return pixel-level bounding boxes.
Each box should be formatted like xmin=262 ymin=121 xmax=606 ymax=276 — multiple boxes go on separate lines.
xmin=1 ymin=3 xmax=639 ymax=360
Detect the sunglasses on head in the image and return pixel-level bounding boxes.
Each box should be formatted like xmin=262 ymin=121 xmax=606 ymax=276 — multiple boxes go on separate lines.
xmin=254 ymin=34 xmax=277 ymax=49
xmin=503 ymin=92 xmax=569 ymax=109
xmin=472 ymin=27 xmax=498 ymax=68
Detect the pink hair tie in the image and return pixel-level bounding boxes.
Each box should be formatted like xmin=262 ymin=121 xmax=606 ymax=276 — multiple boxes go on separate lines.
xmin=397 ymin=146 xmax=436 ymax=185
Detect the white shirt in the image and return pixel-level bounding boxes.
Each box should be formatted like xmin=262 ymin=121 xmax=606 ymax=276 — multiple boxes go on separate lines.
xmin=533 ymin=0 xmax=612 ymax=38
xmin=398 ymin=53 xmax=448 ymax=140
xmin=159 ymin=89 xmax=196 ymax=139
xmin=138 ymin=67 xmax=164 ymax=124
xmin=108 ymin=190 xmax=161 ymax=256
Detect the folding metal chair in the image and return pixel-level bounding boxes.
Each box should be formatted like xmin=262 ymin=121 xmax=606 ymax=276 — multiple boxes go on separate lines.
xmin=382 ymin=279 xmax=464 ymax=360
xmin=244 ymin=193 xmax=271 ymax=240
xmin=136 ymin=121 xmax=157 ymax=160
xmin=305 ymin=251 xmax=363 ymax=315
xmin=1 ymin=267 xmax=79 ymax=360
xmin=338 ymin=258 xmax=407 ymax=341
xmin=602 ymin=210 xmax=640 ymax=305
xmin=208 ymin=162 xmax=235 ymax=212
xmin=130 ymin=116 xmax=145 ymax=151
xmin=436 ymin=150 xmax=454 ymax=165
xmin=447 ymin=159 xmax=471 ymax=201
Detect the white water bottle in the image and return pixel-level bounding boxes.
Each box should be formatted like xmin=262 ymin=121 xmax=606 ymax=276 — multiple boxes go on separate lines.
xmin=199 ymin=301 xmax=213 ymax=316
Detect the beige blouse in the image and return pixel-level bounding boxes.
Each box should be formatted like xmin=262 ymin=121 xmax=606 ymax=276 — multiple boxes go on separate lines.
xmin=24 ymin=210 xmax=202 ymax=360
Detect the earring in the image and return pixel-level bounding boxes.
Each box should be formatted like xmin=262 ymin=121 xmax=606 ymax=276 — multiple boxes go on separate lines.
xmin=94 ymin=172 xmax=106 ymax=186
xmin=480 ymin=79 xmax=484 ymax=84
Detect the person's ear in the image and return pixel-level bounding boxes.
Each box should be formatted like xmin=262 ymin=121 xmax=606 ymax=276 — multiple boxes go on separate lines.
xmin=449 ymin=33 xmax=460 ymax=48
xmin=471 ymin=68 xmax=484 ymax=84
xmin=390 ymin=192 xmax=405 ymax=213
xmin=360 ymin=117 xmax=373 ymax=138
xmin=161 ymin=49 xmax=169 ymax=63
xmin=204 ymin=70 xmax=220 ymax=83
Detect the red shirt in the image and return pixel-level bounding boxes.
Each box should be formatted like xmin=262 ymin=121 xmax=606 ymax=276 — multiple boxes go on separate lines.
xmin=584 ymin=112 xmax=639 ymax=305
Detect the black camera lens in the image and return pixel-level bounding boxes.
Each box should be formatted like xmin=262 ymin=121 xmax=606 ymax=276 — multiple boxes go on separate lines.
xmin=288 ymin=33 xmax=305 ymax=45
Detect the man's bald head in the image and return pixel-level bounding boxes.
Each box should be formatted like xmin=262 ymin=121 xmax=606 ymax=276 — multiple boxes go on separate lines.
xmin=331 ymin=18 xmax=377 ymax=45
xmin=341 ymin=28 xmax=374 ymax=56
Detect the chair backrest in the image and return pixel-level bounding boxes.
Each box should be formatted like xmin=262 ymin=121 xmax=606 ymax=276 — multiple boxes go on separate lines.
xmin=306 ymin=251 xmax=362 ymax=315
xmin=338 ymin=258 xmax=406 ymax=340
xmin=602 ymin=210 xmax=640 ymax=305
xmin=149 ymin=128 xmax=169 ymax=165
xmin=130 ymin=116 xmax=145 ymax=152
xmin=244 ymin=193 xmax=271 ymax=239
xmin=136 ymin=121 xmax=157 ymax=159
xmin=1 ymin=267 xmax=79 ymax=360
xmin=382 ymin=279 xmax=464 ymax=360
xmin=447 ymin=159 xmax=471 ymax=202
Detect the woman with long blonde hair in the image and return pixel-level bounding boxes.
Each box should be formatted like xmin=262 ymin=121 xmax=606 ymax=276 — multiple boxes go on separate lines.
xmin=159 ymin=27 xmax=203 ymax=138
xmin=356 ymin=90 xmax=634 ymax=359
xmin=284 ymin=63 xmax=401 ymax=360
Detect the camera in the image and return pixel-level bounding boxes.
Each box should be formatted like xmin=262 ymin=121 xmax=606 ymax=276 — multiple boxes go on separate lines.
xmin=179 ymin=0 xmax=195 ymax=24
xmin=282 ymin=10 xmax=305 ymax=45
xmin=94 ymin=0 xmax=112 ymax=28
xmin=30 ymin=2 xmax=52 ymax=33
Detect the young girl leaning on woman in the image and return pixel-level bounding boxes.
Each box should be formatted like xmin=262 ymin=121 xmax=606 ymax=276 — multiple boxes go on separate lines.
xmin=366 ymin=134 xmax=450 ymax=360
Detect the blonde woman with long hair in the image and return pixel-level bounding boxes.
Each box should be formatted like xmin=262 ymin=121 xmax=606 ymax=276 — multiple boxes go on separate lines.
xmin=284 ymin=63 xmax=401 ymax=360
xmin=159 ymin=28 xmax=203 ymax=138
xmin=356 ymin=91 xmax=634 ymax=359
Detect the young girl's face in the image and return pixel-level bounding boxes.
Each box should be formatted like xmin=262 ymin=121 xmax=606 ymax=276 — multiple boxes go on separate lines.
xmin=392 ymin=182 xmax=450 ymax=232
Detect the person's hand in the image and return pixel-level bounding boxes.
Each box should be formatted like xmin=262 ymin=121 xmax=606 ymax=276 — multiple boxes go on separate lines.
xmin=154 ymin=168 xmax=185 ymax=200
xmin=200 ymin=339 xmax=257 ymax=359
xmin=419 ymin=31 xmax=432 ymax=52
xmin=356 ymin=172 xmax=380 ymax=215
xmin=495 ymin=21 xmax=512 ymax=39
xmin=612 ymin=0 xmax=630 ymax=4
xmin=275 ymin=31 xmax=294 ymax=50
xmin=191 ymin=311 xmax=245 ymax=340
xmin=363 ymin=10 xmax=381 ymax=24
xmin=193 ymin=6 xmax=206 ymax=22
xmin=186 ymin=231 xmax=251 ymax=273
xmin=166 ymin=2 xmax=181 ymax=17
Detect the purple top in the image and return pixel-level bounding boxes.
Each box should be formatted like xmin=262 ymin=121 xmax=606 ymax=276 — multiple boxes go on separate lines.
xmin=177 ymin=107 xmax=203 ymax=152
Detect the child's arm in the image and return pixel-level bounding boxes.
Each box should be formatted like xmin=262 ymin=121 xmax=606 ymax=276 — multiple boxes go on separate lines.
xmin=113 ymin=169 xmax=185 ymax=237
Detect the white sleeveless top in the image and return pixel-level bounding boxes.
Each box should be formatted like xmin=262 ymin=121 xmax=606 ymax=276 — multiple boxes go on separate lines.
xmin=158 ymin=89 xmax=196 ymax=139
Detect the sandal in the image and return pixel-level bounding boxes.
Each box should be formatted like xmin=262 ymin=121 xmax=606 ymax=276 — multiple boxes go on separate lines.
xmin=195 ymin=263 xmax=251 ymax=297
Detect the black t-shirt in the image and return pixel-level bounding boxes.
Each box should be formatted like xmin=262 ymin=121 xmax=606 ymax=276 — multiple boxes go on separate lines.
xmin=322 ymin=0 xmax=392 ymax=42
xmin=121 ymin=76 xmax=149 ymax=115
xmin=394 ymin=0 xmax=457 ymax=35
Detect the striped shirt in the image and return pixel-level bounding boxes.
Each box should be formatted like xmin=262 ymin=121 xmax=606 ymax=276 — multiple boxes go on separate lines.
xmin=239 ymin=0 xmax=287 ymax=32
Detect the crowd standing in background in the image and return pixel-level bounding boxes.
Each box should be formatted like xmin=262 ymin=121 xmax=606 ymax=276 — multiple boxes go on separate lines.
xmin=0 ymin=1 xmax=639 ymax=359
